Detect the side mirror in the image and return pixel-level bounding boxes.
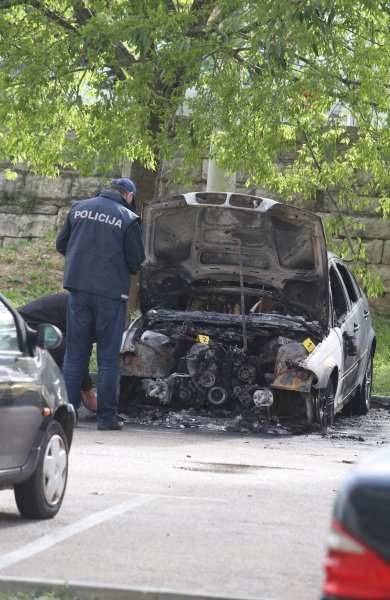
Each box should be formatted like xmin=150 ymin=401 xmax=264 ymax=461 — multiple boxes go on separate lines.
xmin=36 ymin=324 xmax=62 ymax=350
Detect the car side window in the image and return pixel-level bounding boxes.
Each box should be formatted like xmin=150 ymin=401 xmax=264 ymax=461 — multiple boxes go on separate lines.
xmin=0 ymin=300 xmax=19 ymax=351
xmin=329 ymin=265 xmax=349 ymax=321
xmin=335 ymin=262 xmax=361 ymax=304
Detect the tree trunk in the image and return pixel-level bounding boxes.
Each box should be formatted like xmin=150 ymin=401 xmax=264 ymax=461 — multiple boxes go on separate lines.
xmin=127 ymin=160 xmax=160 ymax=315
xmin=130 ymin=160 xmax=160 ymax=214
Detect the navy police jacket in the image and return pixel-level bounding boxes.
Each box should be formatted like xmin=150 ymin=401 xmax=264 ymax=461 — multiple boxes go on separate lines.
xmin=56 ymin=190 xmax=146 ymax=302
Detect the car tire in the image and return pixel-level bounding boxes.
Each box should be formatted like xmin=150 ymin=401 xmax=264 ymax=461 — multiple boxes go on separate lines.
xmin=314 ymin=379 xmax=335 ymax=430
xmin=14 ymin=420 xmax=69 ymax=519
xmin=350 ymin=353 xmax=373 ymax=416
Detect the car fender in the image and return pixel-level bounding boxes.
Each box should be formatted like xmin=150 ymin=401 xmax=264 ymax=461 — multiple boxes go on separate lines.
xmin=304 ymin=329 xmax=342 ymax=389
xmin=120 ymin=315 xmax=143 ymax=353
xmin=272 ymin=330 xmax=342 ymax=398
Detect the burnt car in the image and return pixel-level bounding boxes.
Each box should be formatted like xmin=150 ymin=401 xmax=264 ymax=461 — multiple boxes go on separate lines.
xmin=119 ymin=192 xmax=375 ymax=428
xmin=0 ymin=292 xmax=75 ymax=519
xmin=322 ymin=446 xmax=390 ymax=599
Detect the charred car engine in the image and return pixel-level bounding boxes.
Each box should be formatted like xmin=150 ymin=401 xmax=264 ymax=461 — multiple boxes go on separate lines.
xmin=119 ymin=304 xmax=322 ymax=417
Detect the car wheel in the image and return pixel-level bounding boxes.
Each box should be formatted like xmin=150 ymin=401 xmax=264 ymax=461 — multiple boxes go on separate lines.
xmin=14 ymin=420 xmax=69 ymax=519
xmin=350 ymin=354 xmax=373 ymax=416
xmin=314 ymin=379 xmax=335 ymax=430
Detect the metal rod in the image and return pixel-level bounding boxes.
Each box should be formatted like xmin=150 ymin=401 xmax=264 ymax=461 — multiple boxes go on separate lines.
xmin=226 ymin=230 xmax=248 ymax=353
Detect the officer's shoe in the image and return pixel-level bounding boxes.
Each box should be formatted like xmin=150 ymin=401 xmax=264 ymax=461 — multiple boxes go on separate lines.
xmin=97 ymin=420 xmax=124 ymax=431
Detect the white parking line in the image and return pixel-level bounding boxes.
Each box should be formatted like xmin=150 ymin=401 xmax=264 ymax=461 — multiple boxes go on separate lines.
xmin=113 ymin=491 xmax=227 ymax=502
xmin=0 ymin=494 xmax=156 ymax=571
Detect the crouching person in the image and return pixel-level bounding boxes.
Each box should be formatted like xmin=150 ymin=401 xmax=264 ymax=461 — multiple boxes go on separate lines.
xmin=17 ymin=292 xmax=97 ymax=412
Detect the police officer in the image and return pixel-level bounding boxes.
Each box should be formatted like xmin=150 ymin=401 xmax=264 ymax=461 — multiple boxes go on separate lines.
xmin=56 ymin=178 xmax=145 ymax=430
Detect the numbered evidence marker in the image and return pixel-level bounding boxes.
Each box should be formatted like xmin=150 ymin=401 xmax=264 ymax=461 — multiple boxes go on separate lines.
xmin=303 ymin=337 xmax=316 ymax=353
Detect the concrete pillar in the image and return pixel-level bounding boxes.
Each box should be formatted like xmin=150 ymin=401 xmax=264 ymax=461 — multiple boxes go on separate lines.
xmin=206 ymin=159 xmax=236 ymax=192
xmin=121 ymin=158 xmax=132 ymax=178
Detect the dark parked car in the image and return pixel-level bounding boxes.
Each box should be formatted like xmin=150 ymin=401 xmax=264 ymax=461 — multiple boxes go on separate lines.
xmin=119 ymin=191 xmax=375 ymax=428
xmin=0 ymin=292 xmax=75 ymax=519
xmin=322 ymin=447 xmax=390 ymax=599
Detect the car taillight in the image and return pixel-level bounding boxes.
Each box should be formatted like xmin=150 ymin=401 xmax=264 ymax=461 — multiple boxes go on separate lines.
xmin=323 ymin=519 xmax=390 ymax=599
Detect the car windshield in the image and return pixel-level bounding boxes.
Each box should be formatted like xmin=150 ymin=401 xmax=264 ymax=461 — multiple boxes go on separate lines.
xmin=0 ymin=300 xmax=19 ymax=351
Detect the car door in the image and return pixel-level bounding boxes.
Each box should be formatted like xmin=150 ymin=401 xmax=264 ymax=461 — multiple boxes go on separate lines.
xmin=334 ymin=260 xmax=369 ymax=384
xmin=329 ymin=262 xmax=360 ymax=402
xmin=0 ymin=297 xmax=42 ymax=471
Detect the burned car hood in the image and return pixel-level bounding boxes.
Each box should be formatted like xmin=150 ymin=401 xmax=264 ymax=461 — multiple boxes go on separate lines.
xmin=140 ymin=192 xmax=329 ymax=328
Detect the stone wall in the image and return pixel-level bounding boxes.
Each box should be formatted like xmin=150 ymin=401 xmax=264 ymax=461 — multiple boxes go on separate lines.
xmin=0 ymin=162 xmax=105 ymax=246
xmin=0 ymin=161 xmax=388 ymax=311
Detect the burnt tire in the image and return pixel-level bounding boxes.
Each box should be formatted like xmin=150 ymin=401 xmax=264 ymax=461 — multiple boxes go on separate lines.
xmin=14 ymin=420 xmax=69 ymax=519
xmin=350 ymin=354 xmax=373 ymax=416
xmin=314 ymin=379 xmax=335 ymax=430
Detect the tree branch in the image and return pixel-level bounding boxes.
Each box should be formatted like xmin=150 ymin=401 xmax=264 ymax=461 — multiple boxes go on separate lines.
xmin=190 ymin=0 xmax=215 ymax=13
xmin=163 ymin=0 xmax=178 ymax=12
xmin=73 ymin=1 xmax=94 ymax=26
xmin=112 ymin=42 xmax=137 ymax=69
xmin=16 ymin=0 xmax=77 ymax=32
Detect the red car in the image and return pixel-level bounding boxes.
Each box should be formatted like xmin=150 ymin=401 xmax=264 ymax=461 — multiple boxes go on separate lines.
xmin=322 ymin=447 xmax=390 ymax=599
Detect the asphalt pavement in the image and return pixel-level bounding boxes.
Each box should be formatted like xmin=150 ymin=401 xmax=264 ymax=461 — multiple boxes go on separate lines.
xmin=0 ymin=402 xmax=389 ymax=600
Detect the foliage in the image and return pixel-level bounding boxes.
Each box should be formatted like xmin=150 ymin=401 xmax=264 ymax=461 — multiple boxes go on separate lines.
xmin=323 ymin=213 xmax=385 ymax=297
xmin=0 ymin=1 xmax=388 ymax=293
xmin=372 ymin=313 xmax=390 ymax=396
xmin=0 ymin=583 xmax=79 ymax=600
xmin=0 ymin=1 xmax=387 ymax=179
xmin=0 ymin=233 xmax=64 ymax=306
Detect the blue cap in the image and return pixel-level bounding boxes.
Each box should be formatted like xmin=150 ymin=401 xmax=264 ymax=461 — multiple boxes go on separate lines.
xmin=111 ymin=178 xmax=137 ymax=196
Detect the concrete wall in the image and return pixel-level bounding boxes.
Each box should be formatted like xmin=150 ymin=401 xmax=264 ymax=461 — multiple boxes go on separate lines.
xmin=0 ymin=161 xmax=388 ymax=311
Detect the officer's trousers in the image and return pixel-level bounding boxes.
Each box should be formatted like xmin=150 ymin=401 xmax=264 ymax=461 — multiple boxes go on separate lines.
xmin=63 ymin=290 xmax=126 ymax=426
